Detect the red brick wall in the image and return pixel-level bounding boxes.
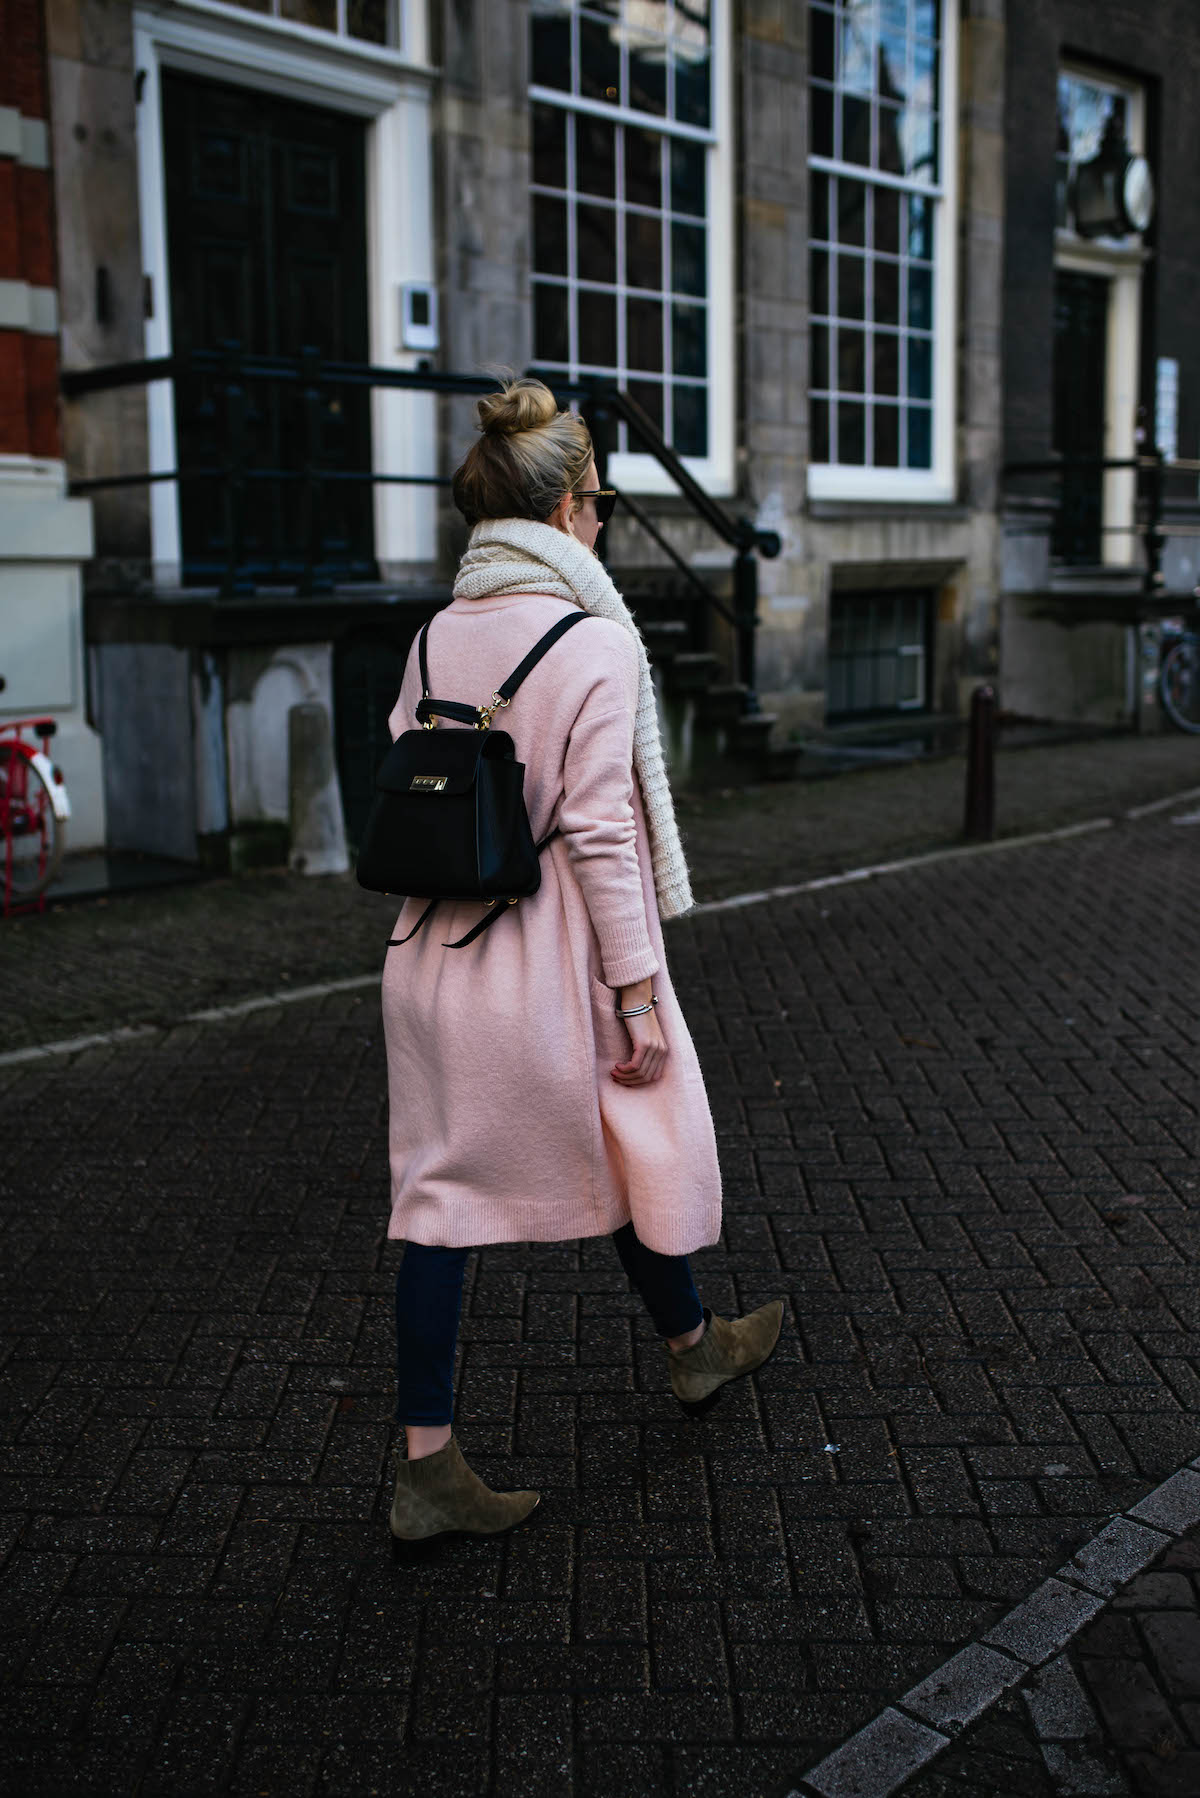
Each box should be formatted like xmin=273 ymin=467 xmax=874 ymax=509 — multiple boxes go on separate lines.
xmin=0 ymin=0 xmax=61 ymax=459
xmin=2 ymin=0 xmax=50 ymax=119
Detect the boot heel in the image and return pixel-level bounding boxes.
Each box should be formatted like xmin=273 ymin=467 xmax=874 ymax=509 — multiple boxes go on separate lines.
xmin=390 ymin=1530 xmax=439 ymax=1563
xmin=675 ymin=1387 xmax=723 ymax=1418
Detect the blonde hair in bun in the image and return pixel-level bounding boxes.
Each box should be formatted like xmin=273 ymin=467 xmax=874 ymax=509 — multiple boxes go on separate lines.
xmin=453 ymin=376 xmax=593 ymax=526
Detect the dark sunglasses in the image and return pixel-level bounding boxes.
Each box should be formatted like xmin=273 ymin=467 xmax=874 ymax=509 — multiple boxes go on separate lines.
xmin=573 ymin=488 xmax=618 ymax=525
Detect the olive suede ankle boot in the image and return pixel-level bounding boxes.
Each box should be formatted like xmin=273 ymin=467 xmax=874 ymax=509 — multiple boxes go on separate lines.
xmin=389 ymin=1436 xmax=539 ymax=1553
xmin=667 ymin=1301 xmax=785 ymax=1415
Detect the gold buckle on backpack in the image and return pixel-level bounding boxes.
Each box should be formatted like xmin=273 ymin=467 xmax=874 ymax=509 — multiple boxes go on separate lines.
xmin=476 ymin=690 xmax=511 ymax=730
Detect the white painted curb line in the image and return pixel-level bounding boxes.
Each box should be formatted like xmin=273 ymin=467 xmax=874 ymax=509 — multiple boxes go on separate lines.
xmin=0 ymin=973 xmax=380 ymax=1068
xmin=1125 ymin=781 xmax=1200 ymax=820
xmin=688 ymin=817 xmax=1114 ymax=919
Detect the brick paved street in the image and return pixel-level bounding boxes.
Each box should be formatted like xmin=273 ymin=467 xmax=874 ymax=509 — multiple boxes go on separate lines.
xmin=3 ymin=780 xmax=1200 ymax=1794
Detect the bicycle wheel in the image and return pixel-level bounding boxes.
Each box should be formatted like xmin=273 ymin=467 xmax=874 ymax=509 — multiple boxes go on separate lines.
xmin=0 ymin=745 xmax=65 ymax=903
xmin=1160 ymin=638 xmax=1200 ymax=733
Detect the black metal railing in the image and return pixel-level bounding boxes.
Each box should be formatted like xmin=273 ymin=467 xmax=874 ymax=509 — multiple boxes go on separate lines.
xmin=1003 ymin=449 xmax=1200 ymax=605
xmin=60 ymin=349 xmax=781 ymax=712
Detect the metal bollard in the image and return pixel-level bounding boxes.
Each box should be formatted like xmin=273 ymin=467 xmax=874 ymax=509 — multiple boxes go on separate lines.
xmin=963 ymin=684 xmax=996 ymax=842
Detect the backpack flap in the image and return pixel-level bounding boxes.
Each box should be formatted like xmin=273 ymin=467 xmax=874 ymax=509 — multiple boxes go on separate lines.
xmin=374 ymin=726 xmax=504 ymax=798
xmin=357 ymin=727 xmax=528 ymax=899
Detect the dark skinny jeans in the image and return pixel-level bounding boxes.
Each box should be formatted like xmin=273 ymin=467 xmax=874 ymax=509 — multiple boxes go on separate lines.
xmin=394 ymin=1222 xmax=704 ymax=1426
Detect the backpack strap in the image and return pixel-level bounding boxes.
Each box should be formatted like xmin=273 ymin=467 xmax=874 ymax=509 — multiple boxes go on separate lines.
xmin=440 ymin=826 xmax=562 ymax=948
xmin=417 ymin=620 xmax=432 ymax=699
xmin=414 ymin=610 xmax=588 ymax=730
xmin=386 ymin=826 xmax=563 ymax=953
xmin=415 ymin=621 xmax=481 ymax=727
xmin=388 ymin=896 xmax=438 ymax=948
xmin=495 ymin=610 xmax=589 ymax=704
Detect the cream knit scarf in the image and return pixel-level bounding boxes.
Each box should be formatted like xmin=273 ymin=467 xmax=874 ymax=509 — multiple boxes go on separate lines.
xmin=453 ymin=517 xmax=693 ymax=920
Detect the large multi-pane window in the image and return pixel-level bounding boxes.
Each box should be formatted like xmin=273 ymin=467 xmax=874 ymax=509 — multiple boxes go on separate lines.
xmin=530 ymin=2 xmax=722 ymax=469
xmin=201 ymin=0 xmax=398 ymax=45
xmin=808 ymin=0 xmax=955 ymax=498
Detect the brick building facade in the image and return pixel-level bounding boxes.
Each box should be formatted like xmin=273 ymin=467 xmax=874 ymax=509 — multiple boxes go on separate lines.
xmin=1001 ymin=0 xmax=1200 ymax=723
xmin=0 ymin=0 xmax=101 ymax=847
xmin=5 ymin=0 xmax=1196 ymax=865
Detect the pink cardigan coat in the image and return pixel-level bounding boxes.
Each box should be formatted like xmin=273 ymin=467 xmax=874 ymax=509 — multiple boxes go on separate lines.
xmin=380 ymin=588 xmax=723 ymax=1258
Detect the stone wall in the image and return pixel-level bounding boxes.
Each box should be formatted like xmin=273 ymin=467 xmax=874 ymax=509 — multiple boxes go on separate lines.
xmin=433 ymin=0 xmax=535 ymax=576
xmin=736 ymin=2 xmax=819 ymax=707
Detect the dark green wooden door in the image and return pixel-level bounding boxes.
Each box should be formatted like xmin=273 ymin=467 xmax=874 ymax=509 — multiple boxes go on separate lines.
xmin=1052 ymin=270 xmax=1109 ymax=566
xmin=163 ymin=71 xmax=375 ymax=584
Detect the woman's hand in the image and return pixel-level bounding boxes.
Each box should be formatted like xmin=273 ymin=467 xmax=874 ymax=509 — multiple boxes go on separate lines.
xmin=611 ymin=979 xmax=668 ymax=1086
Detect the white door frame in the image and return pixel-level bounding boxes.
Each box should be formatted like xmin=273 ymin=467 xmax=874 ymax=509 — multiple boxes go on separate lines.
xmin=132 ymin=0 xmax=436 ymax=583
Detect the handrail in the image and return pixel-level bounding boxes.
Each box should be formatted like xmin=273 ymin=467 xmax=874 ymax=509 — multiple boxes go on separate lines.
xmin=1001 ymin=448 xmax=1200 ymax=600
xmin=60 ymin=353 xmax=178 ymax=396
xmin=59 ymin=347 xmax=780 ymax=707
xmin=599 ymin=383 xmax=780 ymax=559
xmin=61 ymin=352 xmax=503 ymax=401
xmin=612 ymin=484 xmax=739 ymax=628
xmin=1005 ymin=454 xmax=1200 ymax=475
xmin=60 ymin=351 xmax=781 ymax=556
xmin=68 ymin=466 xmax=451 ymax=495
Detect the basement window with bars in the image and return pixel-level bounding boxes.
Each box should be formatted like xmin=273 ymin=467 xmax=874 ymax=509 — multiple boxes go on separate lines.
xmin=530 ymin=0 xmax=732 ymax=491
xmin=808 ymin=0 xmax=957 ymax=501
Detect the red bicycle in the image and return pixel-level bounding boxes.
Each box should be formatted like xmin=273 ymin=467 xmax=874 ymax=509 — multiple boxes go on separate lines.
xmin=0 ymin=676 xmax=71 ymax=911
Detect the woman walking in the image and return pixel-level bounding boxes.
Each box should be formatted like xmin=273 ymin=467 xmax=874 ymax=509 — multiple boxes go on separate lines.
xmin=383 ymin=377 xmax=783 ymax=1548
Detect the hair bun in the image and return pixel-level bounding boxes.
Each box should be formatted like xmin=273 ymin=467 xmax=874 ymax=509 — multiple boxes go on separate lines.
xmin=477 ymin=376 xmax=559 ymax=437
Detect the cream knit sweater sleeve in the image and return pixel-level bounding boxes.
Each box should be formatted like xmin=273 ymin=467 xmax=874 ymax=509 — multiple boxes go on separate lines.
xmin=557 ymin=623 xmax=660 ymax=990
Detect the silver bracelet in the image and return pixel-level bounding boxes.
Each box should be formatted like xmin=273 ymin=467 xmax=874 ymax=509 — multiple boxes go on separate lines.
xmin=615 ymin=996 xmax=658 ymax=1019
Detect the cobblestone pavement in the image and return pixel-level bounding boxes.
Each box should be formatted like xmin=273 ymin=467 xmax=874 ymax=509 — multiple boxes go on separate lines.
xmin=3 ymin=796 xmax=1200 ymax=1793
xmin=2 ymin=729 xmax=1199 ymax=1055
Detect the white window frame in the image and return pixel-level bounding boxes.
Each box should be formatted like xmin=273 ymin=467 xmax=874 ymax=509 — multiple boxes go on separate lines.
xmin=132 ymin=0 xmax=436 ymax=583
xmin=1054 ymin=63 xmax=1147 ymax=570
xmin=807 ymin=0 xmax=959 ymax=504
xmin=187 ymin=0 xmax=404 ymax=44
xmin=529 ymin=0 xmax=734 ymax=497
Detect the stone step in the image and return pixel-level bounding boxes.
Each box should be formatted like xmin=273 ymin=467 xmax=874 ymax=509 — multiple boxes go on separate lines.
xmin=696 ymin=682 xmax=749 ymax=727
xmin=664 ymin=651 xmax=721 ymax=694
xmin=728 ymin=711 xmax=778 ymax=754
xmin=636 ymin=614 xmax=689 ymax=643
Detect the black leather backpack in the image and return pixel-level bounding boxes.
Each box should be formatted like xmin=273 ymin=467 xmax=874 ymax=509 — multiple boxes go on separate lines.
xmin=356 ymin=610 xmax=589 ymax=949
